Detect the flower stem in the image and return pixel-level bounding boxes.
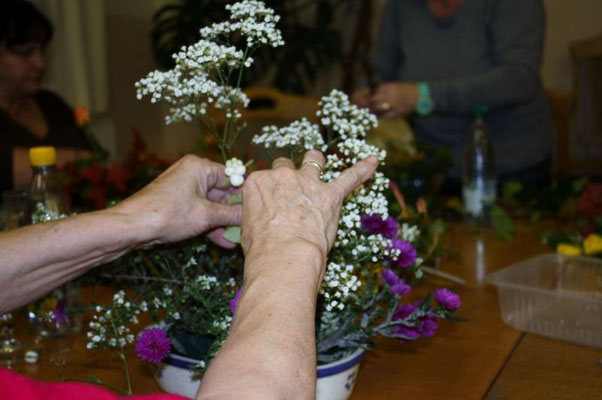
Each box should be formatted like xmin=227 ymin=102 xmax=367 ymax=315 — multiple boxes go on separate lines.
xmin=119 ymin=350 xmax=133 ymax=395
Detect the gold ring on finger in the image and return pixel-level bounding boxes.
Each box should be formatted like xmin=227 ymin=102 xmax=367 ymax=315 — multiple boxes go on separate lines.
xmin=302 ymin=160 xmax=323 ymax=179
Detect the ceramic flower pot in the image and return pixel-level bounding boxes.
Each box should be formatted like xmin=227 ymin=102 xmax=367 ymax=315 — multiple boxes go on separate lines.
xmin=153 ymin=348 xmax=365 ymax=400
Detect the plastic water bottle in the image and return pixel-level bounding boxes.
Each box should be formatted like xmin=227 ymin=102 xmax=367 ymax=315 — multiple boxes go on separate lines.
xmin=28 ymin=146 xmax=68 ymax=224
xmin=462 ymin=106 xmax=496 ymax=225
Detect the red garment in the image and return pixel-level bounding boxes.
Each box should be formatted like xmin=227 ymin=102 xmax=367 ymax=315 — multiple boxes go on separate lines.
xmin=0 ymin=368 xmax=187 ymax=400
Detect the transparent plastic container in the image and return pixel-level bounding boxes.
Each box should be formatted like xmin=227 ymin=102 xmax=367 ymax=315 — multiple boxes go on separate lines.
xmin=486 ymin=253 xmax=602 ymax=348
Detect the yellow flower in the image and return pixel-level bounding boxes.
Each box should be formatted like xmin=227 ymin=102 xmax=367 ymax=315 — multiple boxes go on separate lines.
xmin=583 ymin=234 xmax=602 ymax=255
xmin=556 ymin=243 xmax=582 ymax=256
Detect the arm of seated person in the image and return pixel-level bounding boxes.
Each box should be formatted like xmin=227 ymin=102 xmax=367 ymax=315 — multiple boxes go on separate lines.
xmin=12 ymin=146 xmax=92 ymax=190
xmin=0 ymin=155 xmax=241 ymax=314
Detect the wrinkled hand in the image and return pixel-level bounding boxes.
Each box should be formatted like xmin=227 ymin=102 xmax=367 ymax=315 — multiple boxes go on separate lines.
xmin=369 ymin=82 xmax=418 ymax=118
xmin=114 ymin=155 xmax=241 ymax=248
xmin=241 ymin=150 xmax=378 ymax=269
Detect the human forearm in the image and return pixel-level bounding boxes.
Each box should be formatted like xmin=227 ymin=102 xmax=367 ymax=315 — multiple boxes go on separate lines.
xmin=429 ymin=65 xmax=541 ymax=114
xmin=197 ymin=241 xmax=324 ymax=400
xmin=0 ymin=206 xmax=158 ymax=313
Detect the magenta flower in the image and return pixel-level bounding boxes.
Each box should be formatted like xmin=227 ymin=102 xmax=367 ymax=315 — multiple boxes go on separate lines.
xmin=419 ymin=315 xmax=438 ymax=337
xmin=381 ymin=269 xmax=411 ymax=296
xmin=135 ymin=328 xmax=171 ymax=364
xmin=389 ymin=238 xmax=417 ymax=268
xmin=230 ymin=288 xmax=242 ymax=315
xmin=52 ymin=297 xmax=69 ymax=325
xmin=361 ymin=214 xmax=399 ymax=237
xmin=434 ymin=288 xmax=461 ymax=310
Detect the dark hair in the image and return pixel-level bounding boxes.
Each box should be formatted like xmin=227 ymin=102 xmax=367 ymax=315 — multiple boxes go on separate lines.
xmin=0 ymin=0 xmax=54 ymax=49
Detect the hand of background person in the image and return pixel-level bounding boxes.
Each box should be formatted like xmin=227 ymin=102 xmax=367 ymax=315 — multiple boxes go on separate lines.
xmin=114 ymin=155 xmax=242 ymax=248
xmin=240 ymin=150 xmax=378 ymax=281
xmin=350 ymin=87 xmax=372 ymax=109
xmin=369 ymin=82 xmax=419 ymax=118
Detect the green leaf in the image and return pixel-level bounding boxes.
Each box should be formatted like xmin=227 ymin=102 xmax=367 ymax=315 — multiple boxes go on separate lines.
xmin=429 ymin=219 xmax=446 ymax=236
xmin=86 ymin=376 xmax=102 ymax=384
xmin=223 ymin=226 xmax=241 ymax=244
xmin=491 ymin=205 xmax=515 ymax=240
xmin=502 ymin=181 xmax=522 ymax=201
xmin=227 ymin=193 xmax=243 ymax=205
xmin=219 ymin=178 xmax=231 ymax=188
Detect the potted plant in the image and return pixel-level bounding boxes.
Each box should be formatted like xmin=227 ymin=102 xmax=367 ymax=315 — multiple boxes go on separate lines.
xmin=85 ymin=2 xmax=461 ymax=398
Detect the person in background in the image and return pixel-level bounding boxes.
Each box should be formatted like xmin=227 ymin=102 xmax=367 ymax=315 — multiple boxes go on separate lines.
xmin=352 ymin=0 xmax=553 ymax=193
xmin=0 ymin=151 xmax=379 ymax=399
xmin=0 ymin=0 xmax=90 ymax=194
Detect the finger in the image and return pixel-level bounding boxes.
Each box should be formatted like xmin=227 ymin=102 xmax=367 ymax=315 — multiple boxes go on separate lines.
xmin=300 ymin=150 xmax=325 ymax=178
xmin=272 ymin=157 xmax=294 ymax=170
xmin=207 ymin=228 xmax=238 ymax=249
xmin=332 ymin=156 xmax=379 ymax=198
xmin=201 ymin=201 xmax=242 ymax=229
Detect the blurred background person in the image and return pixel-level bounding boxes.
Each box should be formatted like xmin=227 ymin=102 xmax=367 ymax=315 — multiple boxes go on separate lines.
xmin=352 ymin=0 xmax=553 ymax=194
xmin=0 ymin=0 xmax=90 ymax=194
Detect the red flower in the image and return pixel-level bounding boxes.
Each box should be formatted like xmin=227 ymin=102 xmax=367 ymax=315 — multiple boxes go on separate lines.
xmin=79 ymin=162 xmax=105 ymax=185
xmin=106 ymin=164 xmax=135 ymax=193
xmin=73 ymin=106 xmax=90 ymax=127
xmin=578 ymin=182 xmax=602 ymax=218
xmin=89 ymin=185 xmax=107 ymax=210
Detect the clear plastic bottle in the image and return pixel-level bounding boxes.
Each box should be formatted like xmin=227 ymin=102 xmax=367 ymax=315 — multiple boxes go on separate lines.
xmin=462 ymin=106 xmax=496 ymax=225
xmin=28 ymin=146 xmax=68 ymax=224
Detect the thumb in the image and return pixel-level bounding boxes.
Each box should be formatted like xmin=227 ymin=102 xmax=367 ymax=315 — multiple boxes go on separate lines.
xmin=200 ymin=201 xmax=242 ymax=230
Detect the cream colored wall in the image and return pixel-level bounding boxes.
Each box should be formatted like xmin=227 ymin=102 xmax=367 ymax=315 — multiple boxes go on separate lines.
xmin=105 ymin=0 xmax=200 ymax=160
xmin=542 ymin=0 xmax=602 ymax=92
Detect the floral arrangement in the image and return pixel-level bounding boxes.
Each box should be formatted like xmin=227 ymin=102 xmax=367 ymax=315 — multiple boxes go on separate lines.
xmin=60 ymin=127 xmax=170 ymax=211
xmin=85 ymin=0 xmax=460 ymax=390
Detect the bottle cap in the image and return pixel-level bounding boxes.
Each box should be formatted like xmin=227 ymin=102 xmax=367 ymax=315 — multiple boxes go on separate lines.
xmin=29 ymin=146 xmax=56 ymax=167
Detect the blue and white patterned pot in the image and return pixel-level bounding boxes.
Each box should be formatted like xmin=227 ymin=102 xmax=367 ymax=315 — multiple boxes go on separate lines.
xmin=153 ymin=348 xmax=365 ymax=400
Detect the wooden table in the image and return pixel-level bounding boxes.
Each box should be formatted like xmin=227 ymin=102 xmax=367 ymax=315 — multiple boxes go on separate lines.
xmin=7 ymin=222 xmax=602 ymax=399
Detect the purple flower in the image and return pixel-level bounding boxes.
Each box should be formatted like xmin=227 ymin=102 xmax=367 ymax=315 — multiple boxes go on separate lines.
xmin=381 ymin=269 xmax=411 ymax=296
xmin=391 ymin=282 xmax=411 ymax=296
xmin=361 ymin=214 xmax=399 ymax=237
xmin=135 ymin=328 xmax=171 ymax=364
xmin=393 ymin=325 xmax=420 ymax=343
xmin=389 ymin=238 xmax=417 ymax=268
xmin=394 ymin=302 xmax=418 ymax=319
xmin=434 ymin=288 xmax=461 ymax=310
xmin=52 ymin=297 xmax=69 ymax=325
xmin=381 ymin=269 xmax=399 ymax=286
xmin=419 ymin=315 xmax=438 ymax=337
xmin=230 ymin=288 xmax=242 ymax=315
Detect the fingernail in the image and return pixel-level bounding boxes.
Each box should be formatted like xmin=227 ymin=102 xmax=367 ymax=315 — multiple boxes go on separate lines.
xmin=366 ymin=155 xmax=379 ymax=165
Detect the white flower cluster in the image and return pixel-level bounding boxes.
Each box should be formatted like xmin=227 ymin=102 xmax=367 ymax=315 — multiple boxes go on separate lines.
xmin=212 ymin=315 xmax=233 ymax=331
xmin=317 ymin=90 xmax=378 ymax=140
xmin=31 ymin=202 xmax=69 ymax=224
xmin=136 ymin=1 xmax=283 ymax=125
xmin=87 ymin=291 xmax=140 ymax=350
xmin=252 ymin=118 xmax=326 ymax=152
xmin=400 ymin=223 xmax=420 ymax=242
xmin=225 ymin=158 xmax=246 ymax=187
xmin=202 ymin=1 xmax=284 ymax=48
xmin=252 ymin=90 xmax=394 ymax=312
xmin=320 ymin=263 xmax=361 ymax=312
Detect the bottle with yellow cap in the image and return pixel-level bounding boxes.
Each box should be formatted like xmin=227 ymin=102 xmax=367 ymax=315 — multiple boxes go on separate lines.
xmin=28 ymin=146 xmax=68 ymax=224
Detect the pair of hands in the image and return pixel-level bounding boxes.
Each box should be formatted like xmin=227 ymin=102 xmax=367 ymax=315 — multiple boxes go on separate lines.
xmin=116 ymin=151 xmax=378 ymax=272
xmin=351 ymin=82 xmax=419 ymax=119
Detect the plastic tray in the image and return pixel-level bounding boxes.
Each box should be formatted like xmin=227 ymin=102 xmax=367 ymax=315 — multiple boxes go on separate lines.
xmin=486 ymin=253 xmax=602 ymax=348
